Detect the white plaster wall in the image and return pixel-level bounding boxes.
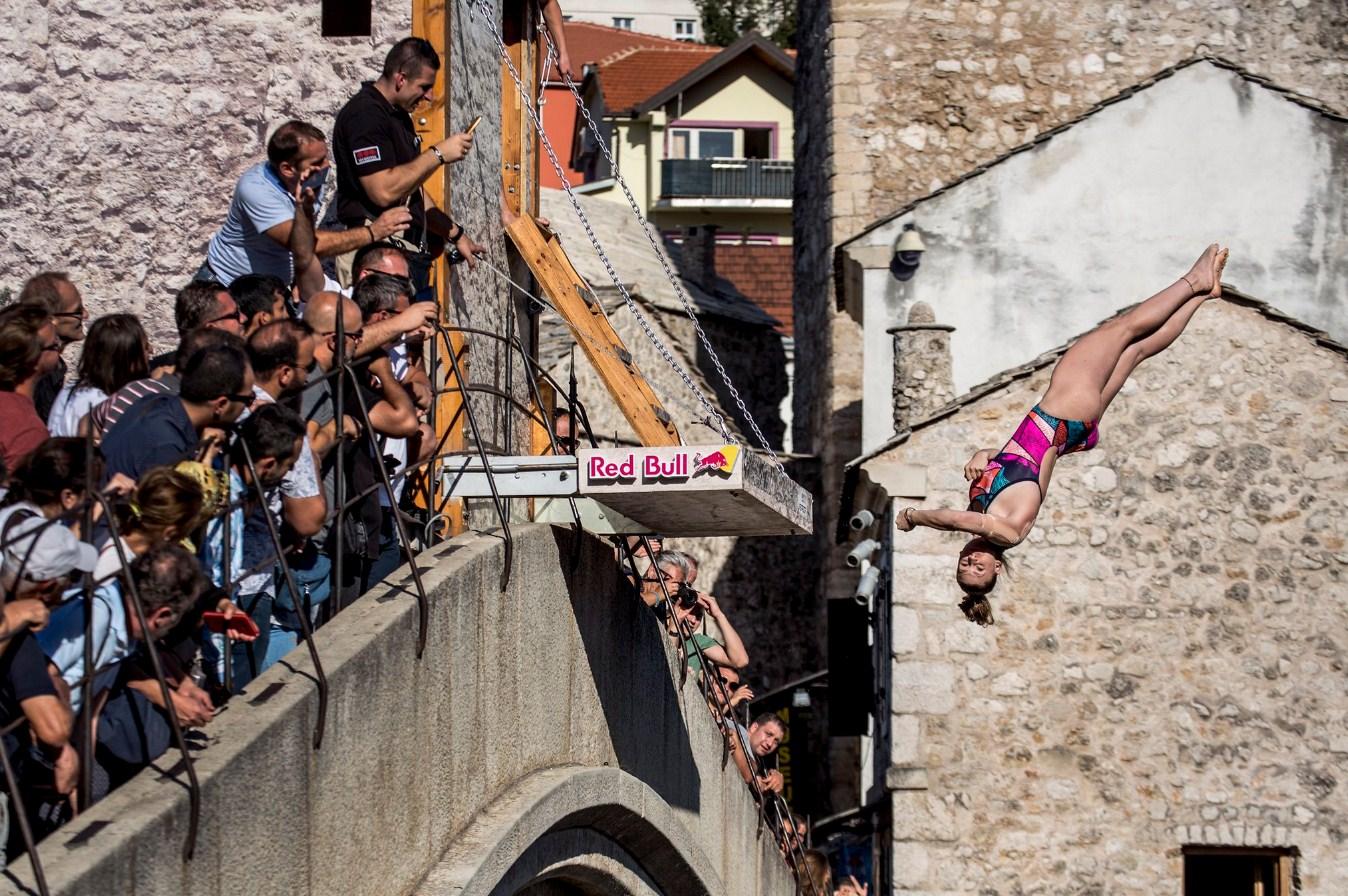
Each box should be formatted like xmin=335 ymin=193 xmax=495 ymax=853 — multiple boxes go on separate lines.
xmin=851 ymin=62 xmax=1348 ymax=452
xmin=565 ymin=0 xmax=700 ymax=42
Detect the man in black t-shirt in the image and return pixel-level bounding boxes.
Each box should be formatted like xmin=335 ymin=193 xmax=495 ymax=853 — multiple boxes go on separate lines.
xmin=332 ymin=37 xmax=484 ymax=293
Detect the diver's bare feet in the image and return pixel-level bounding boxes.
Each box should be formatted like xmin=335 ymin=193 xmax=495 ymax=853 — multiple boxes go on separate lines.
xmin=1182 ymin=243 xmax=1229 ymax=299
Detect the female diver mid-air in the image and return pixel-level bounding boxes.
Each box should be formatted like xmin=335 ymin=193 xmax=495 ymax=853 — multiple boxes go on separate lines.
xmin=896 ymin=243 xmax=1229 ymax=624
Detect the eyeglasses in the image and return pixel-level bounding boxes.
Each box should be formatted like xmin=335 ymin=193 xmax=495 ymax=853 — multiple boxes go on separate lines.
xmin=320 ymin=328 xmax=364 ymax=344
xmin=206 ymin=309 xmax=246 ymax=326
xmin=52 ymin=308 xmax=85 ymax=320
xmin=224 ymin=393 xmax=257 ymax=407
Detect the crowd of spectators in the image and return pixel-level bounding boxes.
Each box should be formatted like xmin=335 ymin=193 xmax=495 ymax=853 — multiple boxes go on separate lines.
xmin=0 ymin=30 xmax=855 ymax=896
xmin=0 ymin=36 xmax=489 ymax=868
xmin=624 ymin=541 xmax=862 ymax=895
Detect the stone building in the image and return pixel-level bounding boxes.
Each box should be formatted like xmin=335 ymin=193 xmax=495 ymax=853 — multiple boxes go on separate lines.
xmin=792 ymin=0 xmax=1348 ymax=612
xmin=843 ymin=293 xmax=1348 ymax=893
xmin=835 ymin=57 xmax=1348 ymax=454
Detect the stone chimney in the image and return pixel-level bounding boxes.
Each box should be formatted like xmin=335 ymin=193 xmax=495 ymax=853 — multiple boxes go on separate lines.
xmin=680 ymin=225 xmax=719 ymax=289
xmin=887 ymin=302 xmax=955 ymax=431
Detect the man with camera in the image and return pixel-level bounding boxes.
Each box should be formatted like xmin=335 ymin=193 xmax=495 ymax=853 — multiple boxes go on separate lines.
xmin=644 ymin=552 xmax=749 ymax=675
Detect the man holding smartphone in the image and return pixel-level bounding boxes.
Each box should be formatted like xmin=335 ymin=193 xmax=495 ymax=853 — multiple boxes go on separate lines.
xmin=332 ymin=37 xmax=485 ymax=295
xmin=202 ymin=121 xmax=413 ymax=288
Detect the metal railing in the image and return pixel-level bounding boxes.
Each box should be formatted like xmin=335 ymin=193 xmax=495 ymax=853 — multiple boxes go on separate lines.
xmin=659 ymin=158 xmax=794 ymax=200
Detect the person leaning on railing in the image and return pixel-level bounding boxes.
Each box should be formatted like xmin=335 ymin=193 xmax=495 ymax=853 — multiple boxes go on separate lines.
xmin=99 ymin=333 xmax=254 ymax=482
xmin=300 ymin=293 xmax=419 ymax=603
xmin=727 ymin=712 xmax=786 ymax=796
xmin=351 ymin=273 xmax=435 ymax=586
xmin=0 ymin=502 xmax=96 ymax=857
xmin=203 ymin=404 xmax=307 ymax=689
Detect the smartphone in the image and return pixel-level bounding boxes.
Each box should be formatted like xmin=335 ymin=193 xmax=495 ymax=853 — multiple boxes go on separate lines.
xmin=466 ymin=115 xmax=483 ymax=135
xmin=202 ymin=611 xmax=260 ymax=639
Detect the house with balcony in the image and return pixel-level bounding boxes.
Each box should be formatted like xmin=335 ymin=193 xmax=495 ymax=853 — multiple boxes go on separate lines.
xmin=571 ymin=31 xmax=796 ymax=245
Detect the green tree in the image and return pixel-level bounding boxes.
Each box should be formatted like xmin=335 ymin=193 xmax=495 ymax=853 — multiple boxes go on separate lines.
xmin=696 ymin=0 xmax=797 ymax=48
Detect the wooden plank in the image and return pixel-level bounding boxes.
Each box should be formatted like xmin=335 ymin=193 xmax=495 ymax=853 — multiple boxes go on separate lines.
xmin=501 ymin=0 xmax=526 ymax=220
xmin=414 ymin=0 xmax=465 ymax=535
xmin=506 ymin=215 xmax=681 ymax=447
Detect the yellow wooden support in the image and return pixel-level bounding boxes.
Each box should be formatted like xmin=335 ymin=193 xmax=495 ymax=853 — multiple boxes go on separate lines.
xmin=507 ymin=215 xmax=681 ymax=447
xmin=413 ymin=0 xmax=465 ymax=534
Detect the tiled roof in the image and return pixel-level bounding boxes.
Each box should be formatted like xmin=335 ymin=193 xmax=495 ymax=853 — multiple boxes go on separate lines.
xmin=714 ymin=244 xmax=794 ymax=335
xmin=563 ymin=21 xmax=695 ymax=72
xmin=597 ymin=45 xmax=722 ymax=113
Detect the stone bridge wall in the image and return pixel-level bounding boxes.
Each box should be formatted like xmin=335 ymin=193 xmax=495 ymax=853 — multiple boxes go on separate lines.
xmin=2 ymin=525 xmax=794 ymax=896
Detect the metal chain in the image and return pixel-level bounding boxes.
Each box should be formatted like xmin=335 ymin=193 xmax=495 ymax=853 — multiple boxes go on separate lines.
xmin=534 ymin=16 xmax=786 ymax=474
xmin=469 ymin=0 xmax=735 ymax=445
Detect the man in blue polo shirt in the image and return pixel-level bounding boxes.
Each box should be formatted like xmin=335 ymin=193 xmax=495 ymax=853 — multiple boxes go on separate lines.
xmin=101 ymin=335 xmax=254 ymax=480
xmin=202 ymin=120 xmax=413 ymax=288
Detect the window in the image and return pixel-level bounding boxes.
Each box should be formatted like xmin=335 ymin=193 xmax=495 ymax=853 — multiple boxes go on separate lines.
xmin=321 ymin=0 xmax=372 ymax=37
xmin=743 ymin=128 xmax=772 ymax=159
xmin=612 ymin=17 xmax=633 ymax=29
xmin=1183 ymin=847 xmax=1295 ymax=896
xmin=674 ymin=18 xmax=697 ymax=40
xmin=670 ymin=128 xmax=736 ymax=159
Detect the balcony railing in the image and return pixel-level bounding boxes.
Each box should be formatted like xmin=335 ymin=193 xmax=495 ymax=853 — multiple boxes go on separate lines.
xmin=660 ymin=158 xmax=794 ymax=200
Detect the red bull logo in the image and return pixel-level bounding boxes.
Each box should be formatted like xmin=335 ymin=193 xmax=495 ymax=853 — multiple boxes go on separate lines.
xmin=692 ymin=446 xmax=739 ymax=477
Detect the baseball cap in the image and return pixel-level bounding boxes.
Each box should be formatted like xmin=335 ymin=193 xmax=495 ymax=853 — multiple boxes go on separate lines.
xmin=0 ymin=504 xmax=98 ymax=582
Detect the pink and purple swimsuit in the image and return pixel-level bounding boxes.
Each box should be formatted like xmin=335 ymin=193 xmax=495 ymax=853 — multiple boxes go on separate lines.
xmin=968 ymin=405 xmax=1099 ymax=513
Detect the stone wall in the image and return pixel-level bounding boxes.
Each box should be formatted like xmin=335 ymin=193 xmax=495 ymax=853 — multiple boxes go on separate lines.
xmin=873 ymin=299 xmax=1348 ymax=892
xmin=0 ymin=2 xmax=411 ymax=347
xmin=828 ymin=0 xmax=1348 ymax=239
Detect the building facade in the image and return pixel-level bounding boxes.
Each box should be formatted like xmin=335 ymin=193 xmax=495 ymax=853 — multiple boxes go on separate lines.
xmin=845 ymin=296 xmax=1348 ymax=893
xmin=575 ymin=33 xmax=795 ymax=243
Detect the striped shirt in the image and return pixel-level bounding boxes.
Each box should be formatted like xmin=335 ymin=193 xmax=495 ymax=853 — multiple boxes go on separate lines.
xmin=87 ymin=375 xmax=178 ymax=443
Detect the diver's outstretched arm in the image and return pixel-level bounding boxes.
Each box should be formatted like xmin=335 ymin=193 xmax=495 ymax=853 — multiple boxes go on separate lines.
xmin=897 ymin=506 xmax=1024 ymax=547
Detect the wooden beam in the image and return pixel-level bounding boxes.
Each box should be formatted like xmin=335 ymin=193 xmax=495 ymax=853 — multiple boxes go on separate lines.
xmin=507 ymin=215 xmax=681 ymax=447
xmin=413 ymin=0 xmax=465 ymax=535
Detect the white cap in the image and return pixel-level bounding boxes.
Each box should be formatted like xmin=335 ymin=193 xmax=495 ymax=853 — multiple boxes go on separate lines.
xmin=0 ymin=504 xmax=98 ymax=583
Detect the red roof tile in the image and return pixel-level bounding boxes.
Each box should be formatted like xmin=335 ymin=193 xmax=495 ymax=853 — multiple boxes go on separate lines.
xmin=715 ymin=244 xmax=794 ymax=335
xmin=563 ymin=21 xmax=697 ymax=71
xmin=596 ymin=45 xmax=722 ymax=112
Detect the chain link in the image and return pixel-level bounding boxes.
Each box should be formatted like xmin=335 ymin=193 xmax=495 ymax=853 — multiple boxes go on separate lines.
xmin=470 ymin=0 xmax=734 ymax=445
xmin=534 ymin=13 xmax=786 ymax=474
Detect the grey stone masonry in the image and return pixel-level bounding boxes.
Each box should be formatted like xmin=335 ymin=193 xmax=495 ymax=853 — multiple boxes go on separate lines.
xmin=889 ymin=301 xmax=955 ymax=432
xmin=876 ymin=298 xmax=1348 ymax=893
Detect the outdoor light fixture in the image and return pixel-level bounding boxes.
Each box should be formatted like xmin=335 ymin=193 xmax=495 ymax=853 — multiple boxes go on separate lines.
xmin=890 ymin=224 xmax=926 ymax=282
xmin=846 ymin=538 xmax=881 ymax=568
xmin=849 ymin=509 xmax=876 ymax=532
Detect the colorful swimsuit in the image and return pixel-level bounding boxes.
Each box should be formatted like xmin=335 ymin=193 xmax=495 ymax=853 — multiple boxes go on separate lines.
xmin=967 ymin=405 xmax=1099 ymax=513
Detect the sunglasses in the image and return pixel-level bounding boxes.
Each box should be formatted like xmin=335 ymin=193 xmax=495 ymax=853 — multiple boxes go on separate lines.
xmin=52 ymin=309 xmax=85 ymax=320
xmin=224 ymin=393 xmax=257 ymax=407
xmin=206 ymin=309 xmax=245 ymax=326
xmin=42 ymin=341 xmax=62 ymax=353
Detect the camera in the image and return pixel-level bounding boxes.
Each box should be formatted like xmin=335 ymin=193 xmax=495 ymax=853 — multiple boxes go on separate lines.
xmin=674 ymin=582 xmax=699 ymax=609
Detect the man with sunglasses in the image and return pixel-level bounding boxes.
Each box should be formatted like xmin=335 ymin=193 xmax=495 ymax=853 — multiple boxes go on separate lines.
xmin=16 ymin=272 xmax=86 ymax=422
xmin=0 ymin=305 xmax=62 ymax=477
xmin=174 ymin=280 xmax=245 ymax=339
xmin=101 ymin=335 xmax=254 ymax=480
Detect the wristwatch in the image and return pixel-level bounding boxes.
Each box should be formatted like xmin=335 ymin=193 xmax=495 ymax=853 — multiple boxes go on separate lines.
xmin=429 ymin=146 xmax=446 ymax=166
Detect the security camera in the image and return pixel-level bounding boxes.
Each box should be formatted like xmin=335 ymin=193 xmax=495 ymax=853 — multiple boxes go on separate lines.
xmin=854 ymin=566 xmax=880 ymax=605
xmin=846 ymin=538 xmax=880 ymax=569
xmin=849 ymin=509 xmax=876 ymax=531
